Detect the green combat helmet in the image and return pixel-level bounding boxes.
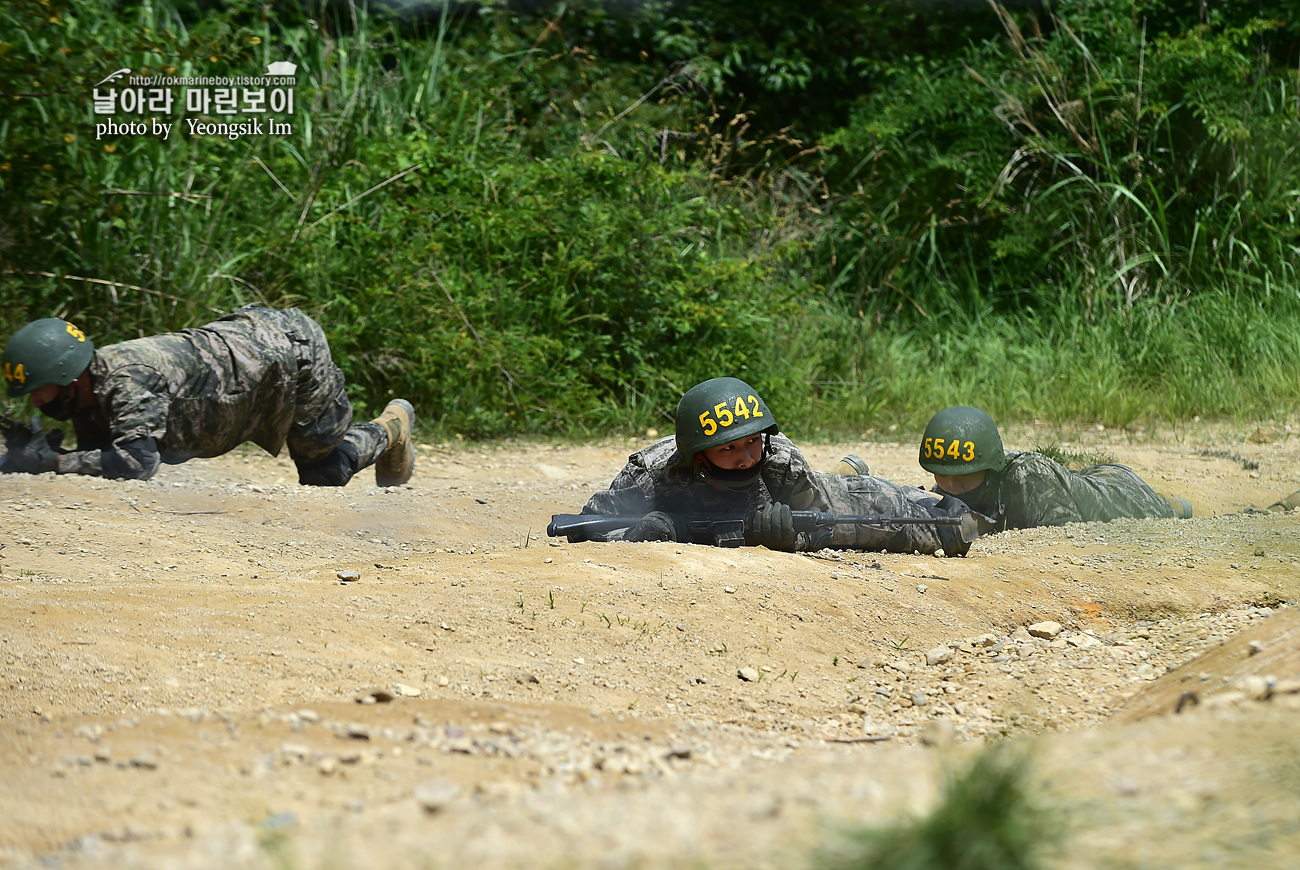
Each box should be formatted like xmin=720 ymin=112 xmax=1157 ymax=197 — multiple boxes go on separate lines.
xmin=675 ymin=377 xmax=778 ymax=488
xmin=3 ymin=318 xmax=95 ymax=398
xmin=919 ymin=405 xmax=1007 ymax=476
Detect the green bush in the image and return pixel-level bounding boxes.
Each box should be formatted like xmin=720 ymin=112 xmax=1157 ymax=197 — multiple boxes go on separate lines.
xmin=818 ymin=747 xmax=1060 ymax=870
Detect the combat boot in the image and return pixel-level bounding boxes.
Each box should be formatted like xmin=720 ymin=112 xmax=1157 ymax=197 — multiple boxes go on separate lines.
xmin=373 ymin=399 xmax=415 ymax=487
xmin=833 ymin=454 xmax=870 ymax=476
xmin=1265 ymin=489 xmax=1300 ymax=513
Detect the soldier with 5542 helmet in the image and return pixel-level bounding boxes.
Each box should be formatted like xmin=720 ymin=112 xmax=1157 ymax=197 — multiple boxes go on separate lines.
xmin=2 ymin=306 xmax=414 ymax=487
xmin=579 ymin=377 xmax=977 ymax=555
xmin=917 ymin=406 xmax=1190 ymax=531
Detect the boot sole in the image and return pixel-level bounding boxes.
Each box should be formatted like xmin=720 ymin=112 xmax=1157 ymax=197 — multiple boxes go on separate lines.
xmin=375 ymin=399 xmax=415 ymax=487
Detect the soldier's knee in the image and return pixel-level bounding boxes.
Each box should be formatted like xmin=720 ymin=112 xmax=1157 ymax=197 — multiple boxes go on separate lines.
xmin=296 ymin=442 xmax=358 ymax=486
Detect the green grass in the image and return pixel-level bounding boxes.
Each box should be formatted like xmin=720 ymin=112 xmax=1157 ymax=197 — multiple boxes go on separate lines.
xmin=3 ymin=0 xmax=1298 ymax=441
xmin=817 ymin=746 xmax=1060 ymax=870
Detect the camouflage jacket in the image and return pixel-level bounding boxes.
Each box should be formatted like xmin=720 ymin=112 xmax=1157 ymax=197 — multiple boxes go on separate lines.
xmin=934 ymin=450 xmax=1174 ymax=531
xmin=581 ymin=434 xmax=830 ymax=546
xmin=581 ymin=435 xmax=968 ymax=554
xmin=57 ymin=306 xmax=308 ymax=479
xmin=815 ymin=472 xmax=968 ymax=555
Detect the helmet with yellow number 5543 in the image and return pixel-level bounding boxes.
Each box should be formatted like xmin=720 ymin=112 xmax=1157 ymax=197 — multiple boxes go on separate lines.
xmin=3 ymin=318 xmax=95 ymax=398
xmin=918 ymin=405 xmax=1007 ymax=475
xmin=675 ymin=377 xmax=778 ymax=461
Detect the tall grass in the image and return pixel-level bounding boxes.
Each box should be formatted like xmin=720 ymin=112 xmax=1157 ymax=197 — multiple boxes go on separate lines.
xmin=2 ymin=0 xmax=1298 ymax=439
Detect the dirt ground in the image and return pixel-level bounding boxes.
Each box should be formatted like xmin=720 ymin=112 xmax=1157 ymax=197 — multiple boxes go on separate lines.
xmin=2 ymin=420 xmax=1300 ymax=869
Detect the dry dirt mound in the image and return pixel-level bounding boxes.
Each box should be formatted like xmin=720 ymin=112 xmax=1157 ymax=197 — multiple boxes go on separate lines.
xmin=2 ymin=425 xmax=1299 ymax=868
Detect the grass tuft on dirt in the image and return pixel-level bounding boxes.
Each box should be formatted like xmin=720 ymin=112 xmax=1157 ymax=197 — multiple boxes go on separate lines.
xmin=818 ymin=747 xmax=1059 ymax=870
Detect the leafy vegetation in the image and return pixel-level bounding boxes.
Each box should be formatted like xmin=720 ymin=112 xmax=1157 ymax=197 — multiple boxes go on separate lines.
xmin=2 ymin=0 xmax=1297 ymax=438
xmin=817 ymin=747 xmax=1060 ymax=870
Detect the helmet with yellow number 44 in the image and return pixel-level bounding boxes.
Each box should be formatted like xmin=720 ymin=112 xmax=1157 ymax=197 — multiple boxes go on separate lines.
xmin=918 ymin=405 xmax=1007 ymax=475
xmin=674 ymin=377 xmax=778 ymax=461
xmin=3 ymin=318 xmax=95 ymax=398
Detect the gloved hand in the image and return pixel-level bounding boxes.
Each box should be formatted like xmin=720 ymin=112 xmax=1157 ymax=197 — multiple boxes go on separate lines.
xmin=745 ymin=503 xmax=797 ymax=551
xmin=3 ymin=417 xmax=60 ymax=474
xmin=626 ymin=511 xmax=679 ymax=543
xmin=930 ymin=494 xmax=993 ymax=557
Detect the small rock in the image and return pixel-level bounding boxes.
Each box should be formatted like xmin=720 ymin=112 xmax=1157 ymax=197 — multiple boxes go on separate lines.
xmin=1067 ymin=634 xmax=1101 ymax=649
xmin=738 ymin=667 xmax=760 ymax=683
xmin=925 ymin=646 xmax=953 ymax=666
xmin=345 ymin=724 xmax=371 ymax=740
xmin=723 ymin=586 xmax=736 ymax=594
xmin=475 ymin=498 xmax=487 ymax=504
xmin=416 ymin=775 xmax=462 ymax=811
xmin=514 ymin=671 xmax=540 ymax=685
xmin=1248 ymin=640 xmax=1264 ymax=656
xmin=910 ymin=691 xmax=928 ymax=707
xmin=336 ymin=570 xmax=360 ymax=582
xmin=1247 ymin=426 xmax=1275 ymax=444
xmin=1027 ymin=621 xmax=1062 ymax=639
xmin=1254 ymin=546 xmax=1266 ymax=557
xmin=971 ymin=634 xmax=998 ymax=648
xmin=394 ymin=683 xmax=421 ymax=698
xmin=356 ymin=689 xmax=394 ymax=704
xmin=437 ymin=676 xmax=450 ymax=687
xmin=917 ymin=584 xmax=927 ymax=595
xmin=130 ymin=754 xmax=158 ymax=770
xmin=1237 ymin=675 xmax=1273 ymax=700
xmin=318 ymin=757 xmax=338 ymax=775
xmin=260 ymin=812 xmax=297 ymax=831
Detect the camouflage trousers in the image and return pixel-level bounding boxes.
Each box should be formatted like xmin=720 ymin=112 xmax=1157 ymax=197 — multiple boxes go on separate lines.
xmin=815 ymin=473 xmax=963 ymax=555
xmin=276 ymin=310 xmax=387 ymax=485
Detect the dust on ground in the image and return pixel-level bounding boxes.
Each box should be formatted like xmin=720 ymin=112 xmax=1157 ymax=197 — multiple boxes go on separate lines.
xmin=2 ymin=420 xmax=1299 ymax=869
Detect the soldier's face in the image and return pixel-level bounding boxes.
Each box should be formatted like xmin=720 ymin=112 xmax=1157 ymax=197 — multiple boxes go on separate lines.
xmin=30 ymin=382 xmax=80 ymax=420
xmin=933 ymin=471 xmax=986 ymax=495
xmin=28 ymin=383 xmax=60 ymax=407
xmin=701 ymin=435 xmax=764 ymax=471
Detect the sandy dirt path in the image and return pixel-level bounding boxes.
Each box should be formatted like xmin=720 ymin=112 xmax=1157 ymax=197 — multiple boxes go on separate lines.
xmin=2 ymin=422 xmax=1299 ymax=869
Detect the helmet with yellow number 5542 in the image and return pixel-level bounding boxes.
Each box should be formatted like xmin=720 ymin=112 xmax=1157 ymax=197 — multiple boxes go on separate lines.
xmin=674 ymin=377 xmax=778 ymax=461
xmin=918 ymin=405 xmax=1007 ymax=475
xmin=3 ymin=318 xmax=95 ymax=398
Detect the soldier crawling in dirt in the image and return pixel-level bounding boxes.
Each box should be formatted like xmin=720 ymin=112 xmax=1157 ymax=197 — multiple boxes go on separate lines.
xmin=917 ymin=405 xmax=1192 ymax=531
xmin=1 ymin=305 xmax=414 ymax=487
xmin=576 ymin=377 xmax=977 ymax=555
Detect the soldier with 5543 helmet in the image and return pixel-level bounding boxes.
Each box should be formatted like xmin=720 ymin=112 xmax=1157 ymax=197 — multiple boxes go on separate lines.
xmin=918 ymin=406 xmax=1191 ymax=530
xmin=2 ymin=306 xmax=414 ymax=487
xmin=579 ymin=377 xmax=977 ymax=555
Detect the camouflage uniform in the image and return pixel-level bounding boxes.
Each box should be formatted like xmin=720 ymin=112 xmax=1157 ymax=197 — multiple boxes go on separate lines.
xmin=815 ymin=472 xmax=966 ymax=554
xmin=54 ymin=306 xmax=387 ymax=483
xmin=582 ymin=435 xmax=961 ymax=553
xmin=932 ymin=450 xmax=1174 ymax=531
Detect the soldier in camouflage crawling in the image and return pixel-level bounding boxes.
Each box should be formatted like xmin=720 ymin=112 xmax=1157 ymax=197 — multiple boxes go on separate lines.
xmin=918 ymin=405 xmax=1192 ymax=531
xmin=1 ymin=306 xmax=414 ymax=487
xmin=580 ymin=377 xmax=975 ymax=555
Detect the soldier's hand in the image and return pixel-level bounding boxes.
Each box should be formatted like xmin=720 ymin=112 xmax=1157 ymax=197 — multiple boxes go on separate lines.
xmin=746 ymin=503 xmax=797 ymax=551
xmin=626 ymin=511 xmax=679 ymax=543
xmin=4 ymin=417 xmax=59 ymax=474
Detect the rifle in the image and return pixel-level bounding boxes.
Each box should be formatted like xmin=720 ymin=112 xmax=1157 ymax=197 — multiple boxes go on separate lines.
xmin=0 ymin=402 xmax=32 ymax=440
xmin=547 ymin=509 xmax=980 ymax=549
